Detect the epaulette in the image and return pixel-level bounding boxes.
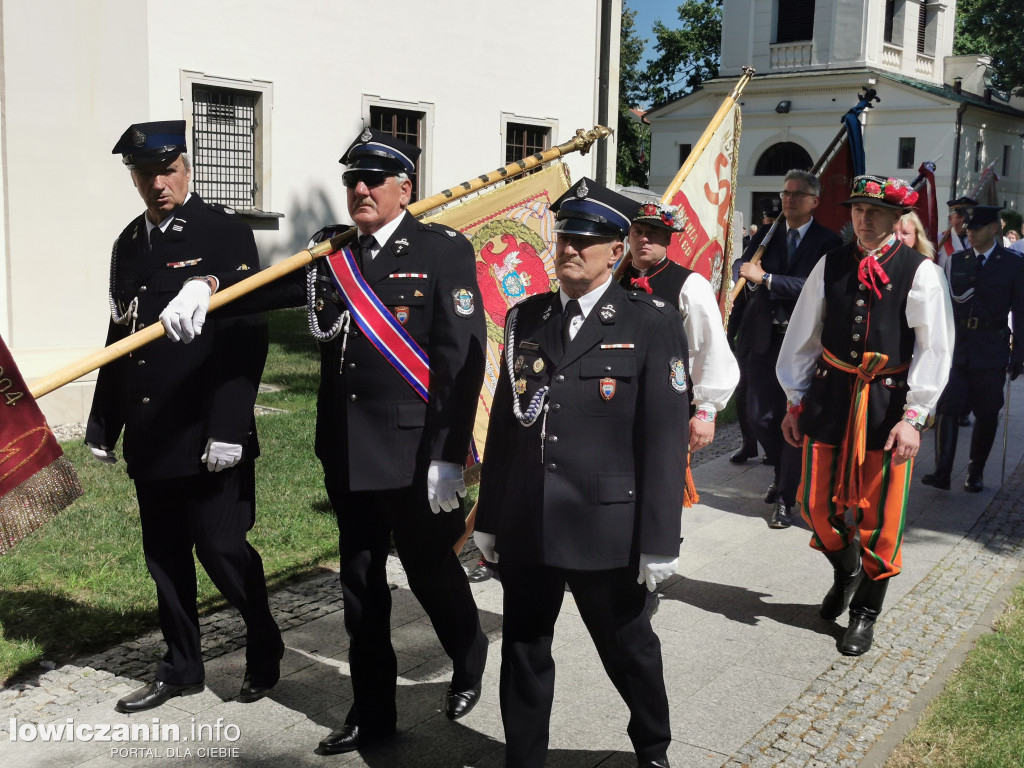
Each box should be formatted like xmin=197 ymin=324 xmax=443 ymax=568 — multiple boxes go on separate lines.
xmin=626 ymin=289 xmax=675 ymax=315
xmin=206 ymin=201 xmax=239 ymax=217
xmin=420 ymin=221 xmax=463 ymax=240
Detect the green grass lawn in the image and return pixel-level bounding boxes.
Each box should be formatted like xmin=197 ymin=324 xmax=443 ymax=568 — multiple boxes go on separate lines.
xmin=0 ymin=309 xmax=337 ymax=682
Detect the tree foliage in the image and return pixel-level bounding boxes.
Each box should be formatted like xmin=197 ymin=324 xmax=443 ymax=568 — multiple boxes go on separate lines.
xmin=617 ymin=3 xmax=649 ymax=187
xmin=645 ymin=0 xmax=723 ymax=106
xmin=954 ymin=0 xmax=1024 ymax=95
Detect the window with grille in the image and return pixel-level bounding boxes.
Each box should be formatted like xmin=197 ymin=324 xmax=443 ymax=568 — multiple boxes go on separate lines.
xmin=370 ymin=105 xmax=424 ymax=201
xmin=192 ymin=86 xmax=258 ymax=209
xmin=754 ymin=142 xmax=813 ymax=175
xmin=505 ymin=122 xmax=550 ymax=174
xmin=777 ymin=0 xmax=815 ymax=43
xmin=898 ymin=137 xmax=916 ymax=169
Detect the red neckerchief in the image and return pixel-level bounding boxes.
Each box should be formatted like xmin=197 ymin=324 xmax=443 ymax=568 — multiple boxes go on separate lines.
xmin=630 ymin=257 xmax=671 ymax=294
xmin=855 ymin=235 xmax=898 ymax=299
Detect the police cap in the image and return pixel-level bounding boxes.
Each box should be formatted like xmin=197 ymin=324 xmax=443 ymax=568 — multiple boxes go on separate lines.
xmin=340 ymin=127 xmax=420 ymax=175
xmin=966 ymin=206 xmax=1002 ymax=229
xmin=112 ymin=120 xmax=187 ymax=169
xmin=551 ymin=178 xmax=634 ymax=240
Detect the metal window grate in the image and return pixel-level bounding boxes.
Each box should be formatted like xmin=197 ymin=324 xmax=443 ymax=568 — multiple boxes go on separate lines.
xmin=370 ymin=106 xmax=423 ymax=201
xmin=505 ymin=123 xmax=550 ymax=175
xmin=193 ymin=87 xmax=257 ymax=209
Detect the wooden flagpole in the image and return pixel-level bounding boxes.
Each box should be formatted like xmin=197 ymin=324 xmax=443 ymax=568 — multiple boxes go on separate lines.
xmin=29 ymin=127 xmax=612 ymax=400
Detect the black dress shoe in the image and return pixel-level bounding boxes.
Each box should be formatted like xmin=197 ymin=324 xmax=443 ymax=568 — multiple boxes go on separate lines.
xmin=964 ymin=474 xmax=984 ymax=493
xmin=729 ymin=445 xmax=758 ymax=464
xmin=316 ymin=724 xmax=395 ymax=755
xmin=839 ymin=613 xmax=877 ymax=656
xmin=444 ymin=684 xmax=482 ymax=720
xmin=763 ymin=481 xmax=778 ymax=504
xmin=639 ymin=760 xmax=670 ymax=768
xmin=239 ymin=641 xmax=285 ymax=703
xmin=921 ymin=472 xmax=951 ymax=490
xmin=767 ymin=502 xmax=792 ymax=529
xmin=468 ymin=559 xmax=498 ymax=583
xmin=115 ymin=680 xmax=204 ymax=714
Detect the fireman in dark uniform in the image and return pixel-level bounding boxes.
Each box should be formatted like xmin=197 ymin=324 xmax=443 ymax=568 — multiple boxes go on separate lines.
xmin=474 ymin=178 xmax=688 ymax=768
xmin=87 ymin=121 xmax=281 ymax=713
xmin=159 ymin=128 xmax=489 ymax=755
xmin=922 ymin=205 xmax=1024 ymax=492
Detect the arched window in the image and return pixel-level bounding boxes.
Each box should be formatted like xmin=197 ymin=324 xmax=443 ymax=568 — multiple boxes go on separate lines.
xmin=754 ymin=142 xmax=813 ymax=175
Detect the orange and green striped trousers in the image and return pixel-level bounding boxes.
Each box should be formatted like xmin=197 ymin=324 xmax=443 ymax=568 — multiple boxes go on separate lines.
xmin=797 ymin=437 xmax=911 ymax=580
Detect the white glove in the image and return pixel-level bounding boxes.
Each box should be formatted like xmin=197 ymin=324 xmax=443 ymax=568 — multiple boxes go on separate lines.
xmin=473 ymin=531 xmax=499 ymax=563
xmin=427 ymin=460 xmax=467 ymax=513
xmin=201 ymin=439 xmax=243 ymax=472
xmin=159 ymin=279 xmax=212 ymax=344
xmin=638 ymin=553 xmax=678 ymax=592
xmin=87 ymin=443 xmax=116 ymax=464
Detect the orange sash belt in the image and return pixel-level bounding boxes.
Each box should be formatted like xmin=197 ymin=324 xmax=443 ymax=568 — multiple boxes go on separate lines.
xmin=820 ymin=348 xmax=910 ymax=509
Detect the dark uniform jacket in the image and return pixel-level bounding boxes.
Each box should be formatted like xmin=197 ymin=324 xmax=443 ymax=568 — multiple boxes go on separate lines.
xmin=946 ymin=244 xmax=1024 ymax=370
xmin=86 ymin=194 xmax=267 ymax=481
xmin=476 ymin=283 xmax=690 ymax=570
xmin=798 ymin=242 xmax=925 ymax=449
xmin=735 ymin=219 xmax=842 ymax=356
xmin=310 ymin=213 xmax=486 ymax=491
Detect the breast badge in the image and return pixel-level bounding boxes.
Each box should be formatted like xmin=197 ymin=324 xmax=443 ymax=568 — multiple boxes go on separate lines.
xmin=598 ymin=304 xmax=616 ymax=322
xmin=514 ymin=355 xmax=525 ymax=373
xmin=395 ymin=306 xmax=410 ymax=325
xmin=669 ymin=358 xmax=688 ymax=394
xmin=600 ymin=377 xmax=616 ymax=400
xmin=515 ymin=378 xmax=528 ymax=395
xmin=452 ymin=288 xmax=475 ymax=317
xmin=532 ymin=358 xmax=545 ymax=373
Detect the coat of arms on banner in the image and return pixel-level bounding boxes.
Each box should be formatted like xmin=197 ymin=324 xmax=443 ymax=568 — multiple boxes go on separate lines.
xmin=422 ymin=163 xmax=571 ymax=458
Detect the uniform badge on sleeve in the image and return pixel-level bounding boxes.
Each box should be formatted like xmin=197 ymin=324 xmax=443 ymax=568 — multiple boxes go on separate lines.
xmin=669 ymin=358 xmax=688 ymax=394
xmin=395 ymin=306 xmax=410 ymax=325
xmin=452 ymin=288 xmax=475 ymax=317
xmin=598 ymin=304 xmax=616 ymax=322
xmin=600 ymin=377 xmax=616 ymax=400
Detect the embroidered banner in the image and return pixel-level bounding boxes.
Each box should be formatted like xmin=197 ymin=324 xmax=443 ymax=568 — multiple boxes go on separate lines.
xmin=663 ymin=104 xmax=741 ymax=321
xmin=0 ymin=335 xmax=83 ymax=554
xmin=324 ymin=246 xmax=431 ymax=401
xmin=423 ymin=162 xmax=571 ymax=458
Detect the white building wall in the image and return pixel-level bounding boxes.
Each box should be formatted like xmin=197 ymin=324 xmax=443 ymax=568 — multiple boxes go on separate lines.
xmin=2 ymin=0 xmax=616 ymax=424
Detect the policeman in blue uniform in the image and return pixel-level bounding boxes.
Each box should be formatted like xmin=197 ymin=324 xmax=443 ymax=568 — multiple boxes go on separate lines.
xmin=475 ymin=179 xmax=688 ymax=768
xmin=922 ymin=205 xmax=1024 ymax=492
xmin=160 ymin=128 xmax=489 ymax=755
xmin=87 ymin=121 xmax=282 ymax=713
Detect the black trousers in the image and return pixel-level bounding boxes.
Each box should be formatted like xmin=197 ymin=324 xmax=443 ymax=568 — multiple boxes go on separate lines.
xmin=744 ymin=333 xmax=801 ymax=505
xmin=135 ymin=462 xmax=281 ymax=686
xmin=323 ymin=474 xmax=487 ymax=732
xmin=499 ymin=564 xmax=671 ymax=767
xmin=936 ymin=363 xmax=1005 ymax=419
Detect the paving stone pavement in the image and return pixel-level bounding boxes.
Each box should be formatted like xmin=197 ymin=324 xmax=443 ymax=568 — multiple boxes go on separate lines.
xmin=4 ymin=385 xmax=1024 ymax=767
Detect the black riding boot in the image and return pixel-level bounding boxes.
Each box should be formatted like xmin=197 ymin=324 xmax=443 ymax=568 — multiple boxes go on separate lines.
xmin=819 ymin=544 xmax=862 ymax=621
xmin=921 ymin=414 xmax=958 ymax=490
xmin=839 ymin=577 xmax=889 ymax=656
xmin=965 ymin=414 xmax=998 ymax=492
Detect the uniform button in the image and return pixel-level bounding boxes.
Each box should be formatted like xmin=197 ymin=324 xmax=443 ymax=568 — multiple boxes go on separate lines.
xmin=552 ymin=403 xmax=561 ymax=411
xmin=548 ymin=435 xmax=558 ymax=443
xmin=627 ymin=490 xmax=634 ymax=497
xmin=137 ymin=322 xmax=145 ymax=329
xmin=852 ymin=333 xmax=861 ymax=341
xmin=137 ymin=359 xmax=146 ymax=366
xmin=850 ymin=351 xmax=859 ymax=359
xmin=348 ymin=363 xmax=356 ymax=370
xmin=604 ymin=365 xmax=612 ymax=372
xmin=399 ymin=295 xmax=406 ymax=300
xmin=547 ymin=463 xmax=557 ymax=471
xmin=884 ymin=377 xmax=894 ymax=386
xmin=856 ymin=299 xmax=865 ymax=307
xmin=854 ymin=315 xmax=863 ymax=323
xmin=555 ymin=374 xmax=565 ymax=383
xmin=141 ymin=397 xmax=151 ymax=404
xmin=859 ymin=284 xmax=868 ymax=291
xmin=139 ymin=285 xmax=148 ymax=293
xmin=349 ymin=394 xmax=357 ymax=402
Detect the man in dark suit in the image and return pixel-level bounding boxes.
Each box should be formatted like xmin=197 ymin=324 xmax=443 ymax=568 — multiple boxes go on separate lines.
xmin=474 ymin=178 xmax=688 ymax=768
xmin=87 ymin=121 xmax=282 ymax=713
xmin=736 ymin=170 xmax=842 ymax=528
xmin=922 ymin=205 xmax=1024 ymax=492
xmin=159 ymin=129 xmax=489 ymax=754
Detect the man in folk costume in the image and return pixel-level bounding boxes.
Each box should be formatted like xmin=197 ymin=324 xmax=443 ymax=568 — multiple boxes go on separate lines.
xmin=159 ymin=128 xmax=489 ymax=754
xmin=922 ymin=205 xmax=1024 ymax=493
xmin=621 ymin=202 xmax=740 ymax=502
xmin=778 ymin=175 xmax=954 ymax=656
xmin=475 ymin=178 xmax=688 ymax=768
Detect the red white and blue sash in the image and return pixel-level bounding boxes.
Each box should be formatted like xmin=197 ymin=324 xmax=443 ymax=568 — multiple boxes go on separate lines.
xmin=325 ymin=246 xmax=430 ymax=401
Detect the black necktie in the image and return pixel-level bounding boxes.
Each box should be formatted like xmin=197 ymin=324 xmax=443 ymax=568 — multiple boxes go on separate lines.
xmin=786 ymin=228 xmax=800 ymax=270
xmin=357 ymin=234 xmax=375 ymax=271
xmin=149 ymin=226 xmax=164 ymax=250
xmin=562 ymin=299 xmax=582 ymax=349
